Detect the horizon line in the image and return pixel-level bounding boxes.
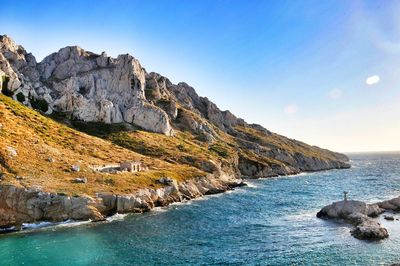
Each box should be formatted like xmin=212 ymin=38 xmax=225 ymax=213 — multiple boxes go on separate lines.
xmin=343 ymin=150 xmax=400 ymax=154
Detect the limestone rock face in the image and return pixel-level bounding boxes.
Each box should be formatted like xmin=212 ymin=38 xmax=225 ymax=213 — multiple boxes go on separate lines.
xmin=0 ymin=185 xmax=104 ymax=228
xmin=0 ymin=172 xmax=244 ymax=229
xmin=0 ymin=35 xmax=173 ymax=135
xmin=1 ymin=34 xmax=350 ymax=174
xmin=144 ymin=70 xmax=351 ymax=172
xmin=144 ymin=72 xmax=246 ymax=139
xmin=37 ymin=47 xmax=173 ymax=134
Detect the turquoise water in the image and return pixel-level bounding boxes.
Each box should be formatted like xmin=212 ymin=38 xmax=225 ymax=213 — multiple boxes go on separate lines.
xmin=1 ymin=152 xmax=400 ymax=265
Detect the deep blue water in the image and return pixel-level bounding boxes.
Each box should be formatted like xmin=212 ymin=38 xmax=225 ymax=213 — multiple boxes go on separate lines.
xmin=1 ymin=152 xmax=400 ymax=265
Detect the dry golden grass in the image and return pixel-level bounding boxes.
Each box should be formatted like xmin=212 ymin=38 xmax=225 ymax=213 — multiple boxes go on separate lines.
xmin=0 ymin=93 xmax=345 ymax=197
xmin=234 ymin=125 xmax=342 ymax=161
xmin=0 ymin=94 xmax=204 ymax=196
xmin=71 ymin=119 xmax=238 ymax=171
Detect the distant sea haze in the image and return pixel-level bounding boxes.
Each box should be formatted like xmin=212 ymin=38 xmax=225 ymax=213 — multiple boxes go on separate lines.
xmin=1 ymin=152 xmax=400 ymax=265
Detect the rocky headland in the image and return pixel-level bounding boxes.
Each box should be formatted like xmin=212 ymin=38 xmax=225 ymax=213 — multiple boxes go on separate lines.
xmin=0 ymin=173 xmax=244 ymax=231
xmin=0 ymin=34 xmax=351 ymax=231
xmin=317 ymin=196 xmax=400 ymax=240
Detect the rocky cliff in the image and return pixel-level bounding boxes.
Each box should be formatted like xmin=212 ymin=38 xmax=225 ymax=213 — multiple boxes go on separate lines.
xmin=0 ymin=34 xmax=350 ymax=175
xmin=0 ymin=34 xmax=350 ymax=230
xmin=0 ymin=35 xmax=173 ymax=135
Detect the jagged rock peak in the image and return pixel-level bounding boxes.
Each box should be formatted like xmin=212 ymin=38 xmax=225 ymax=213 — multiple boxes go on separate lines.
xmin=0 ymin=35 xmax=174 ymax=135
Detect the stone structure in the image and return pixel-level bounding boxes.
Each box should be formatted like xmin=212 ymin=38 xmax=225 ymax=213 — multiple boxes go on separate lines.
xmin=120 ymin=161 xmax=144 ymax=172
xmin=91 ymin=162 xmax=146 ymax=173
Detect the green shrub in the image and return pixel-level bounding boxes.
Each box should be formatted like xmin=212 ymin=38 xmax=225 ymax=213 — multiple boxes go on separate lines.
xmin=16 ymin=92 xmax=25 ymax=103
xmin=177 ymin=144 xmax=186 ymax=152
xmin=209 ymin=144 xmax=229 ymax=158
xmin=29 ymin=97 xmax=49 ymax=112
xmin=145 ymin=87 xmax=157 ymax=100
xmin=104 ymin=178 xmax=115 ymax=185
xmin=1 ymin=76 xmax=13 ymax=97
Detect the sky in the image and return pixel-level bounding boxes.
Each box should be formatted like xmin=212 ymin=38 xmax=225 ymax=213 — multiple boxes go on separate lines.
xmin=1 ymin=0 xmax=399 ymax=152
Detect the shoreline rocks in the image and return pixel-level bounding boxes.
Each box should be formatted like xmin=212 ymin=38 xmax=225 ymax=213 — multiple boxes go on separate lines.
xmin=384 ymin=215 xmax=394 ymax=221
xmin=317 ymin=199 xmax=399 ymax=240
xmin=0 ymin=173 xmax=245 ymax=232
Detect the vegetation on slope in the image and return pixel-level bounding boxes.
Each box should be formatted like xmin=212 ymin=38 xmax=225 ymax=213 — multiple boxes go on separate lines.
xmin=234 ymin=126 xmax=345 ymax=162
xmin=0 ymin=90 xmax=348 ymax=197
xmin=0 ymin=94 xmax=205 ymax=196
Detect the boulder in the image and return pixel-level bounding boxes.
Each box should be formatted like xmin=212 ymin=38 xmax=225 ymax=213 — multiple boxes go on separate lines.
xmin=378 ymin=197 xmax=400 ymax=211
xmin=71 ymin=165 xmax=80 ymax=172
xmin=6 ymin=146 xmax=17 ymax=157
xmin=384 ymin=215 xmax=395 ymax=221
xmin=73 ymin=177 xmax=87 ymax=184
xmin=317 ymin=200 xmax=388 ymax=241
xmin=316 ymin=200 xmax=384 ymax=219
xmin=157 ymin=177 xmax=174 ymax=185
xmin=351 ymin=218 xmax=389 ymax=240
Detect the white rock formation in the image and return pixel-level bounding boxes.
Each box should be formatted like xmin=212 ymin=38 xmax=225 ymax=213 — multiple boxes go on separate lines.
xmin=0 ymin=35 xmax=173 ymax=135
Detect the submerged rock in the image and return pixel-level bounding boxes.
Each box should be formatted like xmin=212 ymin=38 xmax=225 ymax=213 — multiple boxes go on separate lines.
xmin=384 ymin=215 xmax=395 ymax=221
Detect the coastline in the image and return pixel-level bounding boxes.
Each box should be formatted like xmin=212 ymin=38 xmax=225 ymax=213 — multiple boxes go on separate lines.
xmin=0 ymin=171 xmax=245 ymax=233
xmin=0 ymin=166 xmax=349 ymax=234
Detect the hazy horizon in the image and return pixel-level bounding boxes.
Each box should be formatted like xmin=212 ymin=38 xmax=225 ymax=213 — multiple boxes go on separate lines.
xmin=1 ymin=0 xmax=399 ymax=153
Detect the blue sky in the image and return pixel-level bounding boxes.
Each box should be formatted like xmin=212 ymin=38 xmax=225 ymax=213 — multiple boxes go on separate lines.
xmin=1 ymin=0 xmax=399 ymax=152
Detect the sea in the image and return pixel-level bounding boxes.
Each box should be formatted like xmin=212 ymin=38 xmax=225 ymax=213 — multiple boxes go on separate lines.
xmin=1 ymin=152 xmax=400 ymax=265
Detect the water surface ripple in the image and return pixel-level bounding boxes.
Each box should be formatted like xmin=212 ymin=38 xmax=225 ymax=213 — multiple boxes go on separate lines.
xmin=1 ymin=153 xmax=400 ymax=265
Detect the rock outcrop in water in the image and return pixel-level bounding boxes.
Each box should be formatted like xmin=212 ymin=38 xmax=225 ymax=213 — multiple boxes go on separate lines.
xmin=317 ymin=199 xmax=395 ymax=240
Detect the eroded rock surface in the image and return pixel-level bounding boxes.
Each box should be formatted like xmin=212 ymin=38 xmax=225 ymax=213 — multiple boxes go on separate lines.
xmin=0 ymin=34 xmax=350 ymax=177
xmin=0 ymin=35 xmax=173 ymax=135
xmin=0 ymin=173 xmax=244 ymax=230
xmin=317 ymin=200 xmax=388 ymax=240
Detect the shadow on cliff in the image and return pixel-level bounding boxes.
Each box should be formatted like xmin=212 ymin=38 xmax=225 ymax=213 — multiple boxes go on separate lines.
xmin=48 ymin=113 xmax=153 ymax=155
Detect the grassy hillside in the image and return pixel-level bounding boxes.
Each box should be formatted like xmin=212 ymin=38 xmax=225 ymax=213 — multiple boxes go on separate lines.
xmin=0 ymin=94 xmax=205 ymax=196
xmin=234 ymin=125 xmax=344 ymax=162
xmin=0 ymin=92 xmax=348 ymax=197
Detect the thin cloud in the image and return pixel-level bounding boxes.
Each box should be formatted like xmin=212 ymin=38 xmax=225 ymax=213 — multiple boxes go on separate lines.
xmin=377 ymin=41 xmax=400 ymax=54
xmin=329 ymin=89 xmax=342 ymax=100
xmin=284 ymin=104 xmax=298 ymax=114
xmin=366 ymin=75 xmax=380 ymax=85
